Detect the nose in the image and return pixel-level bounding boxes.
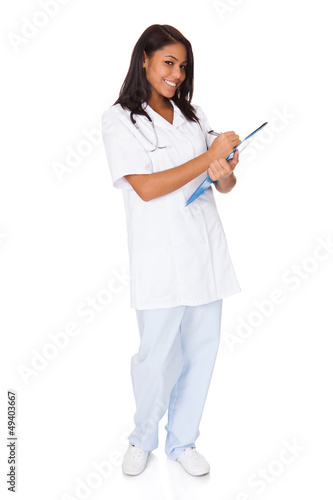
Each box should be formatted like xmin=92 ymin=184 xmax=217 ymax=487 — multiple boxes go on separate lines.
xmin=171 ymin=65 xmax=182 ymax=81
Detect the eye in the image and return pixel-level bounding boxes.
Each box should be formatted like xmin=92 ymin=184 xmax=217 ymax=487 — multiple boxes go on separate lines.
xmin=165 ymin=61 xmax=187 ymax=70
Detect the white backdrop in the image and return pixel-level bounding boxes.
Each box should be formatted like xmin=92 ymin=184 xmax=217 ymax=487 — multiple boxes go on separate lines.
xmin=1 ymin=0 xmax=332 ymax=499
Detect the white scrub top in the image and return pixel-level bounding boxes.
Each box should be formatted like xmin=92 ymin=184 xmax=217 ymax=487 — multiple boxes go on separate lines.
xmin=102 ymin=98 xmax=241 ymax=310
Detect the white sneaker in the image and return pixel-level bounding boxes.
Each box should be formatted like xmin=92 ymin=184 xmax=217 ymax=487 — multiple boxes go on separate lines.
xmin=122 ymin=444 xmax=150 ymax=475
xmin=176 ymin=447 xmax=210 ymax=476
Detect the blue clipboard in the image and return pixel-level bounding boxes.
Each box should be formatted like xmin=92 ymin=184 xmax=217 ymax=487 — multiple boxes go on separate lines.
xmin=185 ymin=122 xmax=268 ymax=206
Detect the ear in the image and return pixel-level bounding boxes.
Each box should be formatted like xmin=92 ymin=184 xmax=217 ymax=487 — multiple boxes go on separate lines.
xmin=142 ymin=51 xmax=147 ymax=68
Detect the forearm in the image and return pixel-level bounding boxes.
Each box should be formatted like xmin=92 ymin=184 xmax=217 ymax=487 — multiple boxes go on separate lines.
xmin=214 ymin=172 xmax=237 ymax=193
xmin=125 ymin=150 xmax=214 ymax=201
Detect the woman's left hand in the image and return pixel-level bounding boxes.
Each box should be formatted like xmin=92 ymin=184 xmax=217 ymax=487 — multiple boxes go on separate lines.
xmin=208 ymin=150 xmax=239 ymax=182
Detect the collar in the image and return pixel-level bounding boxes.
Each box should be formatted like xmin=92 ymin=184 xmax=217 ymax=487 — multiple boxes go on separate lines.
xmin=141 ymin=99 xmax=185 ymax=129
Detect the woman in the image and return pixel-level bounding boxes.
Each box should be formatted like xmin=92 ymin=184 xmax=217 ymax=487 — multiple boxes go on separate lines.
xmin=102 ymin=24 xmax=241 ymax=476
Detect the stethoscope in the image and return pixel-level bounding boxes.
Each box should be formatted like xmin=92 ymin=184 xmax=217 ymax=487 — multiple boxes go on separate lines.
xmin=130 ymin=111 xmax=167 ymax=153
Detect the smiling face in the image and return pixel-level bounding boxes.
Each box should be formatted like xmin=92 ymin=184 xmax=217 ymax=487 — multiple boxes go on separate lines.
xmin=142 ymin=43 xmax=188 ymax=106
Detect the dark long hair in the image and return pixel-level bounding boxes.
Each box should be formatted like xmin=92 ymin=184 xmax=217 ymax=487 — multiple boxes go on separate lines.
xmin=113 ymin=24 xmax=199 ymax=124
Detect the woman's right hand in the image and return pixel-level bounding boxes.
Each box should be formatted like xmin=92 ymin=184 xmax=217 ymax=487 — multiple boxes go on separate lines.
xmin=208 ymin=131 xmax=240 ymax=161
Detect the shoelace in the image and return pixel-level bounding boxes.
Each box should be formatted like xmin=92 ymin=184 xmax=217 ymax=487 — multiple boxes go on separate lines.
xmin=130 ymin=445 xmax=147 ymax=458
xmin=182 ymin=447 xmax=200 ymax=460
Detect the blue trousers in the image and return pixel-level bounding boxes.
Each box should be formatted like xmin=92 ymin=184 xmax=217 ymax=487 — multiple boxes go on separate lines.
xmin=128 ymin=299 xmax=223 ymax=460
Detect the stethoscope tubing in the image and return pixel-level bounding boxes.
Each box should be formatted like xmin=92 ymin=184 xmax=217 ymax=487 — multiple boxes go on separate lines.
xmin=130 ymin=112 xmax=167 ymax=152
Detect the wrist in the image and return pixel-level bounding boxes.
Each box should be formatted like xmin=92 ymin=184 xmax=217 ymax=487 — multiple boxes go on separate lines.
xmin=215 ymin=172 xmax=237 ymax=192
xmin=204 ymin=149 xmax=214 ymax=165
xmin=219 ymin=171 xmax=236 ymax=184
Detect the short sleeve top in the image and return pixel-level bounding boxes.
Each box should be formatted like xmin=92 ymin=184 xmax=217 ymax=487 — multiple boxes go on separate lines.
xmin=102 ymin=99 xmax=241 ymax=309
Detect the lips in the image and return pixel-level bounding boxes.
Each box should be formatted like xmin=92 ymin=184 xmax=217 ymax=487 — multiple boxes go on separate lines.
xmin=164 ymin=79 xmax=177 ymax=88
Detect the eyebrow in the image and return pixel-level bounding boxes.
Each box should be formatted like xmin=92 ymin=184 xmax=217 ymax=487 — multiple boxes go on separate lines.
xmin=165 ymin=55 xmax=188 ymax=63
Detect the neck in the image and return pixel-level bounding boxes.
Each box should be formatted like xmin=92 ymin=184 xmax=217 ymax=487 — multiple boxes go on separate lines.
xmin=148 ymin=94 xmax=172 ymax=111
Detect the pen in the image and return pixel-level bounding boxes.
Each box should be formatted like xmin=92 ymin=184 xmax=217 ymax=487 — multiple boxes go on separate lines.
xmin=208 ymin=130 xmax=221 ymax=137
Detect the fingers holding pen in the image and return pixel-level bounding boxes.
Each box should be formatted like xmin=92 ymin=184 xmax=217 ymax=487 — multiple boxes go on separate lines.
xmin=209 ymin=131 xmax=240 ymax=160
xmin=224 ymin=131 xmax=240 ymax=146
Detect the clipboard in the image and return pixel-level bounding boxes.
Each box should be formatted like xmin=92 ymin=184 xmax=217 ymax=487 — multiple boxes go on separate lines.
xmin=185 ymin=122 xmax=268 ymax=206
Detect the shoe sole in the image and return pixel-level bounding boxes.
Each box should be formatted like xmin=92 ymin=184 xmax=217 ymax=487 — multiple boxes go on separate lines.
xmin=186 ymin=469 xmax=210 ymax=476
xmin=122 ymin=467 xmax=146 ymax=475
xmin=178 ymin=464 xmax=210 ymax=476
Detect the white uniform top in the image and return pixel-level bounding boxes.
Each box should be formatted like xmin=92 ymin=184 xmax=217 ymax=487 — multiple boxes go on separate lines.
xmin=102 ymin=98 xmax=241 ymax=310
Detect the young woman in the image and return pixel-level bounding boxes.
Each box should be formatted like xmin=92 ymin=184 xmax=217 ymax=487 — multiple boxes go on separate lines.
xmin=102 ymin=24 xmax=241 ymax=476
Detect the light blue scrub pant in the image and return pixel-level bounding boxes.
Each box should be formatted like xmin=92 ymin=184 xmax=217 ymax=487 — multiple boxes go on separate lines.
xmin=128 ymin=299 xmax=223 ymax=460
